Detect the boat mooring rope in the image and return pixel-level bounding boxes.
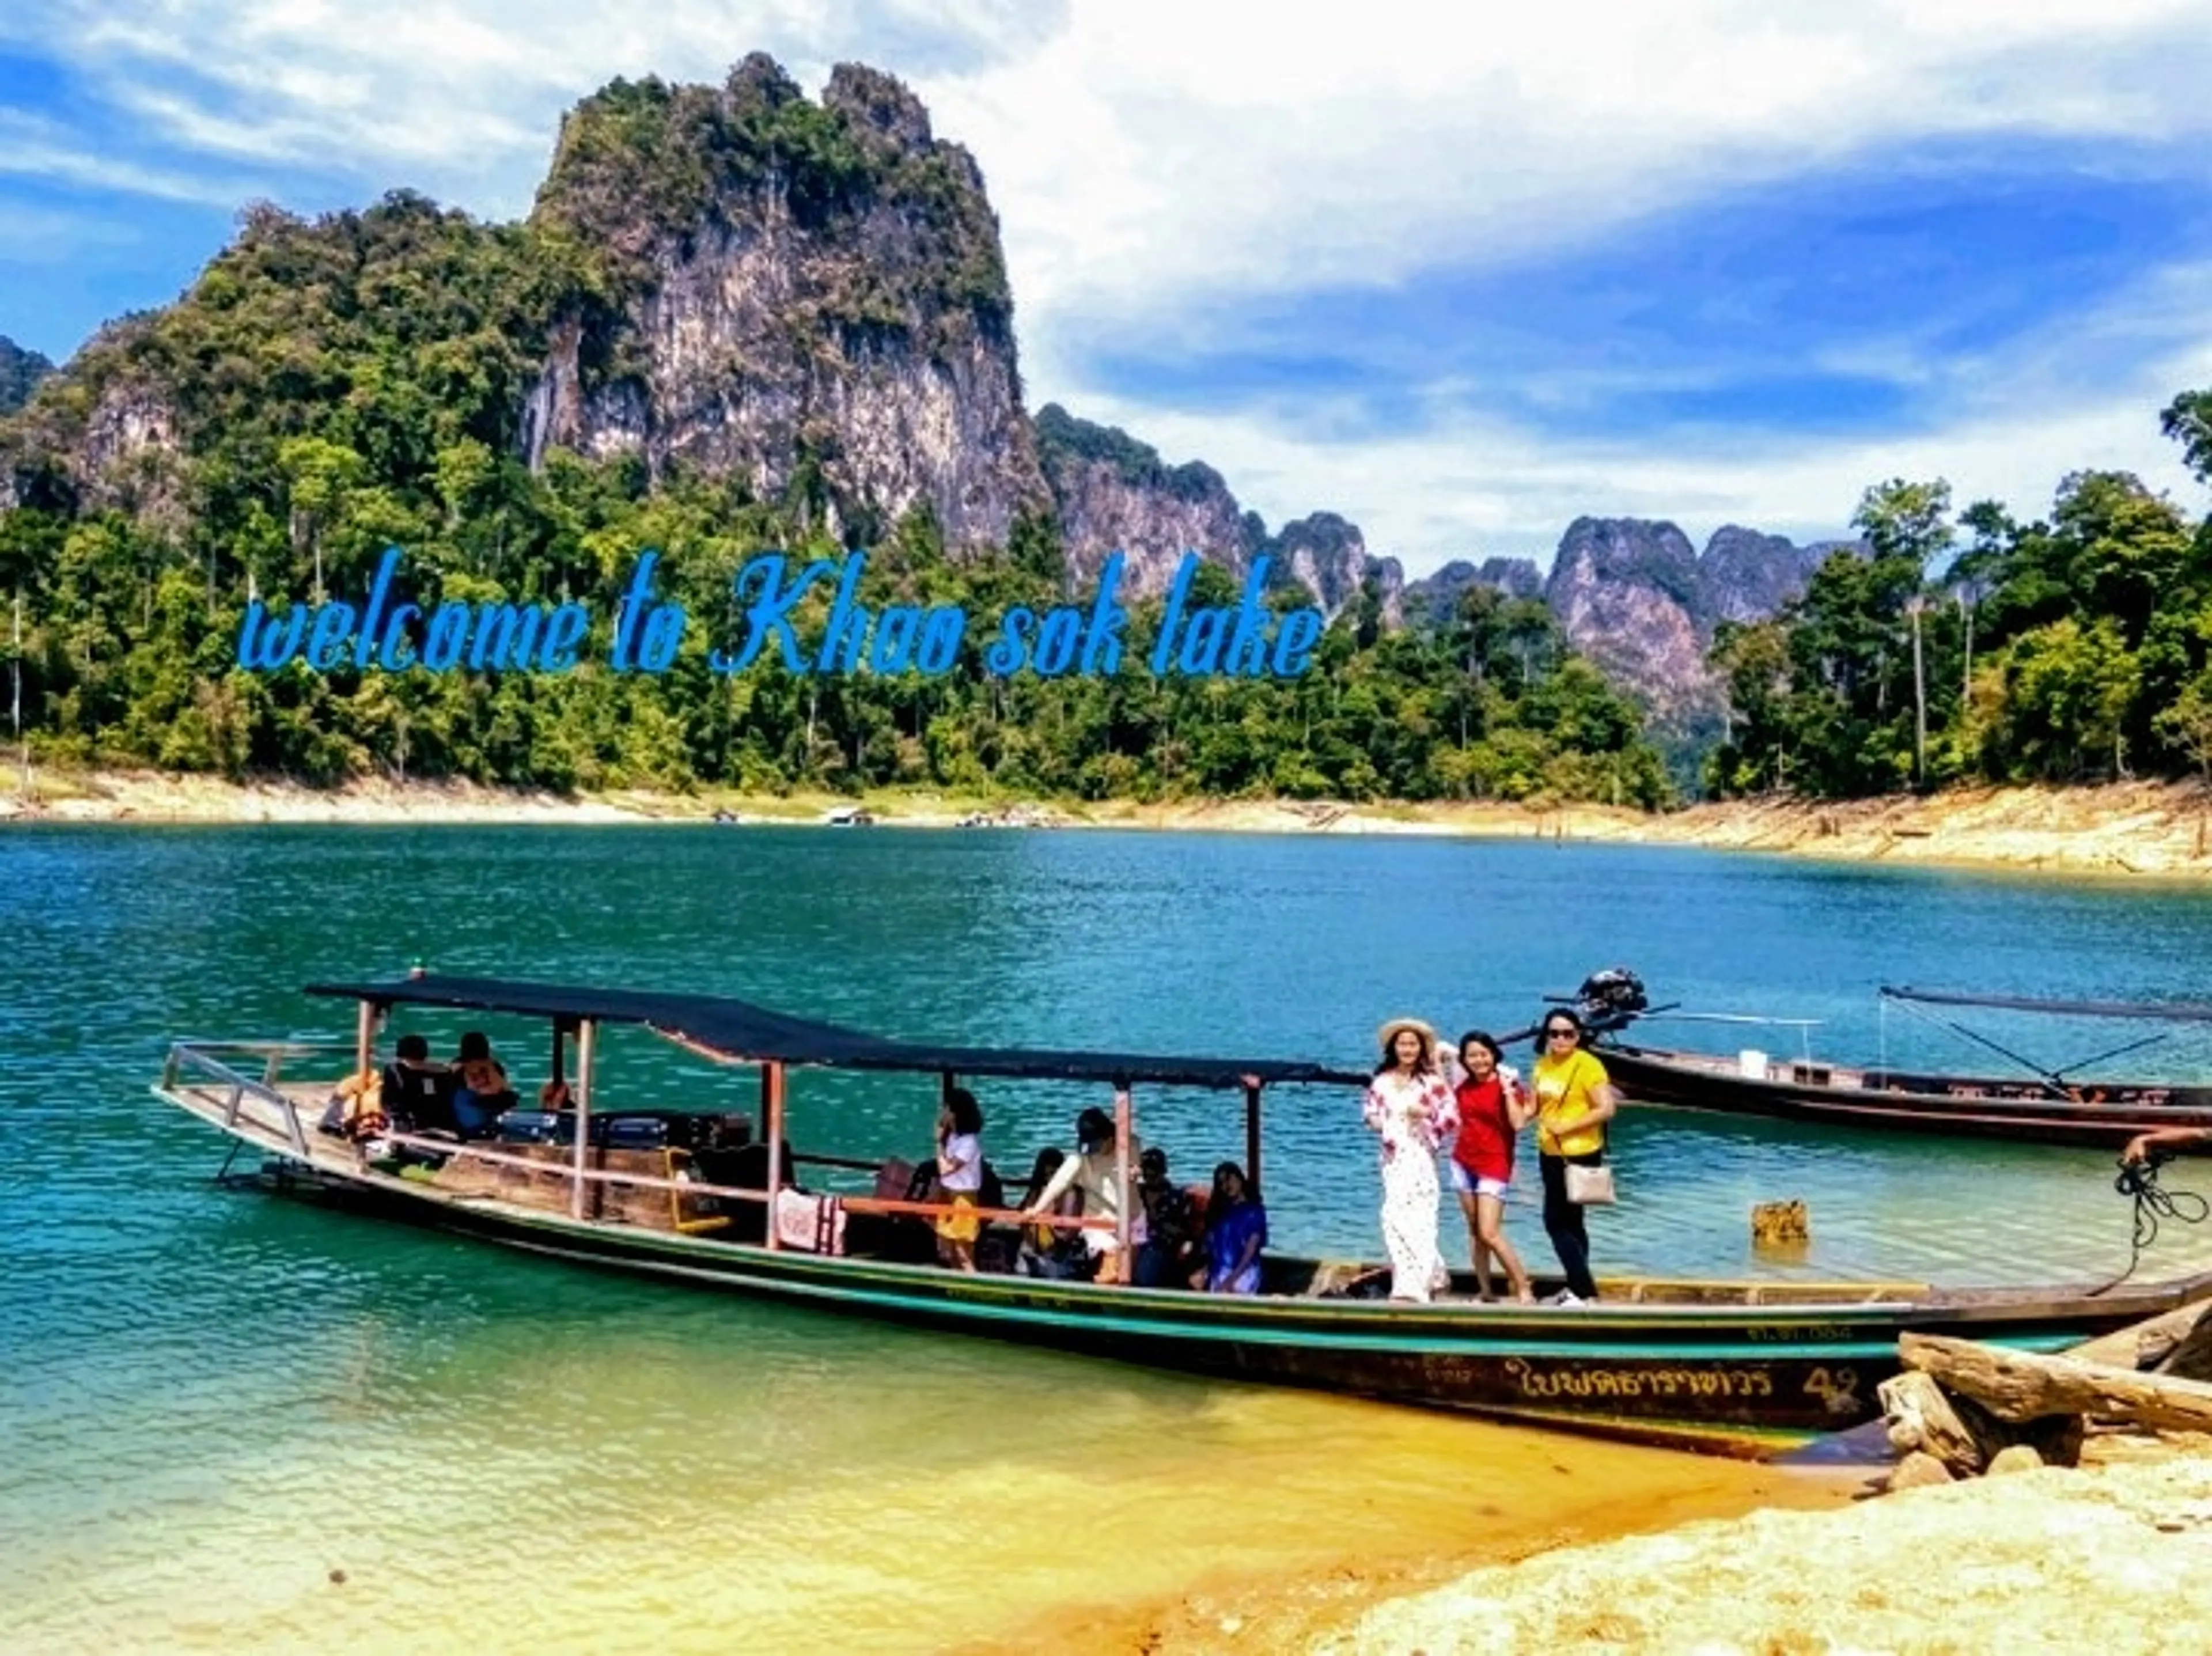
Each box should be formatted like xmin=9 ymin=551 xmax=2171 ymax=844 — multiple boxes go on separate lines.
xmin=2092 ymin=1155 xmax=2211 ymax=1294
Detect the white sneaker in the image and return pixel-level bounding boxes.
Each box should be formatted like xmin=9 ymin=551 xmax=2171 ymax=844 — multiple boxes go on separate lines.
xmin=1549 ymin=1290 xmax=1586 ymax=1308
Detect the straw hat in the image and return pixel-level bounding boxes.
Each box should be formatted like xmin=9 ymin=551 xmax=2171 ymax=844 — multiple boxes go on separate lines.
xmin=1376 ymin=1016 xmax=1440 ymax=1059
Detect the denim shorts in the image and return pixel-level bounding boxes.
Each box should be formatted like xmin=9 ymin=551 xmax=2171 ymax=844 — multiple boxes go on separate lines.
xmin=1447 ymin=1161 xmax=1510 ymax=1199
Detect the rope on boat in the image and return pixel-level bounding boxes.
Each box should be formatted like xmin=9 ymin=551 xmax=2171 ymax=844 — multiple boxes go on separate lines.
xmin=2090 ymin=1156 xmax=2211 ymax=1295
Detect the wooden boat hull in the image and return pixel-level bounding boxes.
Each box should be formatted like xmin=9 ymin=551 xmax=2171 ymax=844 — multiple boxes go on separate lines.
xmin=193 ymin=1123 xmax=2188 ymax=1461
xmin=1599 ymin=1041 xmax=2212 ymax=1149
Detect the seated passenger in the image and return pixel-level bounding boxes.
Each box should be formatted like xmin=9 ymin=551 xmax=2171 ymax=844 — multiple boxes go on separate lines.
xmin=1015 ymin=1147 xmax=1090 ymax=1280
xmin=1204 ymin=1162 xmax=1268 ymax=1295
xmin=1021 ymin=1097 xmax=1147 ymax=1285
xmin=318 ymin=1067 xmax=388 ymax=1143
xmin=380 ymin=1034 xmax=457 ymax=1136
xmin=449 ymin=1030 xmax=517 ymax=1139
xmin=1133 ymin=1147 xmax=1200 ymax=1289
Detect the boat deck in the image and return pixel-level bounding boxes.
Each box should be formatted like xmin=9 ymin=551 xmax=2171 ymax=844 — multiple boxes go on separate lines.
xmin=164 ymin=1068 xmax=2093 ymax=1317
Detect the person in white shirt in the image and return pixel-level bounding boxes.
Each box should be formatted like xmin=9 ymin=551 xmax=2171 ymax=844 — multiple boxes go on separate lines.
xmin=1022 ymin=1094 xmax=1146 ymax=1284
xmin=933 ymin=1087 xmax=987 ymax=1272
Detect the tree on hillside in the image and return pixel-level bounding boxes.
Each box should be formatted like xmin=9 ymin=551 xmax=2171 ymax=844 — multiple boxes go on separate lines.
xmin=2164 ymin=389 xmax=2212 ymax=487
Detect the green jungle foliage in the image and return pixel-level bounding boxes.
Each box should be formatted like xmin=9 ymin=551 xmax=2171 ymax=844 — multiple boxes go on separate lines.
xmin=1703 ymin=414 xmax=2212 ymax=799
xmin=0 ymin=191 xmax=1669 ymax=809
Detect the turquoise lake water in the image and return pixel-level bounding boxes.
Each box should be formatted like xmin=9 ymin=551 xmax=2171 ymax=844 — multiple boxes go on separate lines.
xmin=9 ymin=825 xmax=2212 ymax=1651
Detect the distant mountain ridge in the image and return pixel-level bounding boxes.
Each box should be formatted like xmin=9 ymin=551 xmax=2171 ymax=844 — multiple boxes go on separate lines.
xmin=1037 ymin=397 xmax=1849 ymax=753
xmin=0 ymin=336 xmax=52 ymax=415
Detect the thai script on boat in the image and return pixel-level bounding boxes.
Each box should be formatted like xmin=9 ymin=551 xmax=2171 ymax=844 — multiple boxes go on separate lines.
xmin=1500 ymin=1357 xmax=1778 ymax=1401
xmin=233 ymin=548 xmax=1328 ymax=680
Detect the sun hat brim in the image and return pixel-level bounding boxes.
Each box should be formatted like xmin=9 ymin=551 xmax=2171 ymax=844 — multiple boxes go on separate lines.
xmin=1377 ymin=1017 xmax=1440 ymax=1054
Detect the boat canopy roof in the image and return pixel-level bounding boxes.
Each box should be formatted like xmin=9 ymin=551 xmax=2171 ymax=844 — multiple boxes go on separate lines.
xmin=1881 ymin=985 xmax=2212 ymax=1023
xmin=304 ymin=973 xmax=1368 ymax=1090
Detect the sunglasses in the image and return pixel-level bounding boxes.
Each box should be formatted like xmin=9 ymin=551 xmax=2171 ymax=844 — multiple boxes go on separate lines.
xmin=1544 ymin=1027 xmax=1578 ymax=1040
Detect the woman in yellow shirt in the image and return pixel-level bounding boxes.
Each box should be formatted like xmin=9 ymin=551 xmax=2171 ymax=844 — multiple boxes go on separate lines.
xmin=1529 ymin=1008 xmax=1620 ymax=1304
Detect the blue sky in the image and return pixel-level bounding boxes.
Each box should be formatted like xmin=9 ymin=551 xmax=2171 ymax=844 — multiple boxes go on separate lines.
xmin=1080 ymin=135 xmax=2212 ymax=440
xmin=3 ymin=2 xmax=2210 ymax=570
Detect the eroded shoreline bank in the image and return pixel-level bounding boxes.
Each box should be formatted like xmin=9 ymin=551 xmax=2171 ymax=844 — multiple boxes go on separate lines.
xmin=9 ymin=769 xmax=2212 ymax=883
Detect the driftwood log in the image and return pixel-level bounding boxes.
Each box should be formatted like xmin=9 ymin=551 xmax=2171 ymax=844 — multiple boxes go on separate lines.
xmin=1878 ymin=1365 xmax=2084 ymax=1475
xmin=1899 ymin=1332 xmax=2212 ymax=1434
xmin=2066 ymin=1299 xmax=2212 ymax=1377
xmin=2156 ymin=1310 xmax=2212 ymax=1382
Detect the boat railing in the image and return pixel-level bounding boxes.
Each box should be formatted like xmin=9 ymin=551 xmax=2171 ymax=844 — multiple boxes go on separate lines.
xmin=368 ymin=1127 xmax=1120 ymax=1241
xmin=161 ymin=1039 xmax=350 ymax=1159
xmin=161 ymin=1040 xmax=1119 ymax=1245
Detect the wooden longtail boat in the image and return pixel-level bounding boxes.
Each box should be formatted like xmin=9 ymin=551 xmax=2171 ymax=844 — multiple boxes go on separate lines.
xmin=153 ymin=973 xmax=2212 ymax=1460
xmin=1584 ymin=981 xmax=2212 ymax=1150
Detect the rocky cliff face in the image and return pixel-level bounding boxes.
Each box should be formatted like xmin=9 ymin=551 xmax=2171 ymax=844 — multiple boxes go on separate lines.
xmin=1543 ymin=518 xmax=1853 ymax=769
xmin=1259 ymin=513 xmax=1402 ymax=625
xmin=1400 ymin=556 xmax=1544 ymax=626
xmin=1033 ymin=404 xmax=1254 ymax=598
xmin=1032 ymin=404 xmax=1407 ymax=617
xmin=1700 ymin=525 xmax=1835 ymax=627
xmin=520 ymin=56 xmax=1048 ymax=554
xmin=1545 ymin=517 xmax=1718 ymax=736
xmin=0 ymin=319 xmax=181 ymax=517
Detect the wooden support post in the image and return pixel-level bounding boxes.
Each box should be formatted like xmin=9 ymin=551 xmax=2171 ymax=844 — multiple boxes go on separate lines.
xmin=1114 ymin=1085 xmax=1134 ymax=1267
xmin=1244 ymin=1079 xmax=1263 ymax=1196
xmin=570 ymin=1017 xmax=596 ymax=1221
xmin=763 ymin=1062 xmax=786 ymax=1250
xmin=354 ymin=999 xmax=376 ymax=1080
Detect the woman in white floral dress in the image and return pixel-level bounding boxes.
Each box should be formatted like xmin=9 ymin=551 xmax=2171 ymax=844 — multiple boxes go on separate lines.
xmin=1362 ymin=1017 xmax=1460 ymax=1302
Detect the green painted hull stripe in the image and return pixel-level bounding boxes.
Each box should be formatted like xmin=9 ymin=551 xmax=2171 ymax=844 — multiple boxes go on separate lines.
xmin=493 ymin=1219 xmax=2096 ymax=1361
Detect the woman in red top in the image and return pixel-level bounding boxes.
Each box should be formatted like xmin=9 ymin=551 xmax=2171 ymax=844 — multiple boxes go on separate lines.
xmin=1449 ymin=1030 xmax=1536 ymax=1302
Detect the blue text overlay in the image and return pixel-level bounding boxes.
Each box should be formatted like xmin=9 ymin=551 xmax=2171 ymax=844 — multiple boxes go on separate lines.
xmin=236 ymin=550 xmax=1327 ymax=680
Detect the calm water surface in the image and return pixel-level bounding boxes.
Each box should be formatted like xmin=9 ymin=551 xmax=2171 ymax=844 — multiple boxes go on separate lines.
xmin=8 ymin=825 xmax=2212 ymax=1651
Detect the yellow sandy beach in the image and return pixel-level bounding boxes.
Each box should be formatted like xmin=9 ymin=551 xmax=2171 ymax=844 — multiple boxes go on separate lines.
xmin=10 ymin=767 xmax=2212 ymax=884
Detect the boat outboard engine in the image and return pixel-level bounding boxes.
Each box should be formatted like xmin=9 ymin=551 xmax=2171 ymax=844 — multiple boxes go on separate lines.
xmin=1573 ymin=968 xmax=1649 ymax=1034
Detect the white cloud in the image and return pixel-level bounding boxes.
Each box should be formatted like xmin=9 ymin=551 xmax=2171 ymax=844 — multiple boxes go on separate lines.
xmin=7 ymin=1 xmax=2212 ymax=568
xmin=1080 ymin=288 xmax=2212 ymax=573
xmin=0 ymin=137 xmax=259 ymax=206
xmin=0 ymin=199 xmax=141 ymax=262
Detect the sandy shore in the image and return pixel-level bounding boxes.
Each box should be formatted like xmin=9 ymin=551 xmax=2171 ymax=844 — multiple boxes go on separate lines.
xmin=1299 ymin=1434 xmax=2212 ymax=1655
xmin=1029 ymin=1428 xmax=2210 ymax=1654
xmin=9 ymin=768 xmax=2212 ymax=882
